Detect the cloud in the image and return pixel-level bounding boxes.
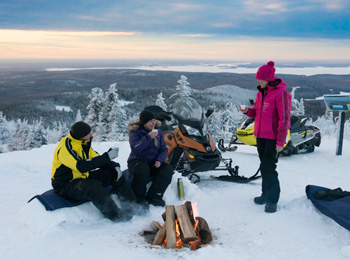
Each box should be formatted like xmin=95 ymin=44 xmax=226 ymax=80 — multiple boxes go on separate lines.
xmin=171 ymin=3 xmax=205 ymax=11
xmin=77 ymin=15 xmax=112 ymax=23
xmin=178 ymin=34 xmax=214 ymax=38
xmin=309 ymin=0 xmax=348 ymax=11
xmin=243 ymin=0 xmax=288 ymax=14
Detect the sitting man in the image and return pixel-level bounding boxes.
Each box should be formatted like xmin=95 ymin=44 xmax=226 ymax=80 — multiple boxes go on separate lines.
xmin=51 ymin=121 xmax=136 ymax=222
xmin=127 ymin=110 xmax=174 ymax=207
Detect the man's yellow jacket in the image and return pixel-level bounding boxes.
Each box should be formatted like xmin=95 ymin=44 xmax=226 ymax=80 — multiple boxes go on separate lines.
xmin=51 ymin=133 xmax=115 ymax=190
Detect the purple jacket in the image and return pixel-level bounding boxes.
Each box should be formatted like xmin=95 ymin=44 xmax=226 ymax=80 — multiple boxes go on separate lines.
xmin=127 ymin=120 xmax=168 ymax=164
xmin=246 ymin=78 xmax=292 ymax=147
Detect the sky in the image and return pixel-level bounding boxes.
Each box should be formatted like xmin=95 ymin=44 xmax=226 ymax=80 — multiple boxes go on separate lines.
xmin=1 ymin=0 xmax=350 ymax=62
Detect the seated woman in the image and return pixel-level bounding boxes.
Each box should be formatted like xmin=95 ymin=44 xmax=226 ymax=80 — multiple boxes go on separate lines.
xmin=127 ymin=110 xmax=174 ymax=207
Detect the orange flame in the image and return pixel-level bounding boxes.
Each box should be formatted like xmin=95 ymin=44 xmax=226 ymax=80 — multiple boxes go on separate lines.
xmin=175 ymin=219 xmax=183 ymax=248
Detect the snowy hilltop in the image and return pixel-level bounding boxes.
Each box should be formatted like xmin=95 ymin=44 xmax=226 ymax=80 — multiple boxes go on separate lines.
xmin=1 ymin=137 xmax=350 ymax=260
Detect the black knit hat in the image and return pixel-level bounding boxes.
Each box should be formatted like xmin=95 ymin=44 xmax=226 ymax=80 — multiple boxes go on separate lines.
xmin=139 ymin=110 xmax=155 ymax=125
xmin=70 ymin=121 xmax=91 ymax=140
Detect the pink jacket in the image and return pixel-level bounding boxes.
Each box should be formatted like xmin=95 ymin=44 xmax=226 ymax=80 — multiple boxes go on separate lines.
xmin=246 ymin=79 xmax=291 ymax=147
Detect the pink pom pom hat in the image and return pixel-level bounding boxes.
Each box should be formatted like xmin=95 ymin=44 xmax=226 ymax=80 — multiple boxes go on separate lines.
xmin=255 ymin=61 xmax=276 ymax=82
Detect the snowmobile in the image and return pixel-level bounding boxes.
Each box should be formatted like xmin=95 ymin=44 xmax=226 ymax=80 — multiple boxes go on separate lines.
xmin=219 ymin=115 xmax=321 ymax=156
xmin=144 ymin=97 xmax=261 ymax=184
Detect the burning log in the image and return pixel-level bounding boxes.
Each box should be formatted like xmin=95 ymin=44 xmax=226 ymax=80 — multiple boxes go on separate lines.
xmin=185 ymin=201 xmax=196 ymax=226
xmin=196 ymin=217 xmax=212 ymax=244
xmin=151 ymin=221 xmax=162 ymax=231
xmin=174 ymin=204 xmax=197 ymax=243
xmin=153 ymin=223 xmax=166 ymax=245
xmin=165 ymin=205 xmax=177 ymax=248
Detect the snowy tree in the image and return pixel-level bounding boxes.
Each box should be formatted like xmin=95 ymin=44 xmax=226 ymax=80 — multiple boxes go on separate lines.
xmin=107 ymin=87 xmax=128 ymax=141
xmin=155 ymin=92 xmax=168 ymax=111
xmin=58 ymin=122 xmax=69 ymax=140
xmin=169 ymin=75 xmax=192 ymax=100
xmin=207 ymin=102 xmax=244 ymax=142
xmin=168 ymin=76 xmax=202 ymax=118
xmin=99 ymin=83 xmax=118 ymax=141
xmin=109 ymin=106 xmax=128 ymax=141
xmin=75 ymin=109 xmax=83 ymax=122
xmin=297 ymin=98 xmax=305 ymax=116
xmin=0 ymin=112 xmax=12 ymax=145
xmin=30 ymin=118 xmax=48 ymax=148
xmin=324 ymin=108 xmax=334 ymax=120
xmin=94 ymin=112 xmax=106 ymax=142
xmin=291 ymin=86 xmax=301 ymax=115
xmin=220 ymin=103 xmax=244 ymax=141
xmin=310 ymin=115 xmax=336 ymax=138
xmin=45 ymin=125 xmax=59 ymax=144
xmin=45 ymin=121 xmax=69 ymax=144
xmin=290 ymin=86 xmax=307 ymax=116
xmin=86 ymin=87 xmax=105 ymax=136
xmin=8 ymin=119 xmax=33 ymax=151
xmin=207 ymin=104 xmax=222 ymax=141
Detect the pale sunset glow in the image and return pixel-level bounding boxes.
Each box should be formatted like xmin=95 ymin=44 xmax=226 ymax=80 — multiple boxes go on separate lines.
xmin=1 ymin=29 xmax=350 ymax=61
xmin=0 ymin=0 xmax=349 ymax=62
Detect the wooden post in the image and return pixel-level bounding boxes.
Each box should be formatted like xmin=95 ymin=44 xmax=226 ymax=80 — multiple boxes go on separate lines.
xmin=153 ymin=223 xmax=166 ymax=245
xmin=174 ymin=204 xmax=197 ymax=243
xmin=165 ymin=205 xmax=177 ymax=248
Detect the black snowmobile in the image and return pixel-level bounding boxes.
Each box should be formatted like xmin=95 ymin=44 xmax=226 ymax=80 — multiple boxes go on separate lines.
xmin=144 ymin=97 xmax=261 ymax=183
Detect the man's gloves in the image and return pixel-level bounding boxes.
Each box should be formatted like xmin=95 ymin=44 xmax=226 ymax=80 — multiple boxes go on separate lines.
xmin=115 ymin=166 xmax=123 ymax=180
xmin=107 ymin=147 xmax=119 ymax=160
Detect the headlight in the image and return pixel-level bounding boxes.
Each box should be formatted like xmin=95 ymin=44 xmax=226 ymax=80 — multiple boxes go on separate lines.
xmin=183 ymin=124 xmax=203 ymax=136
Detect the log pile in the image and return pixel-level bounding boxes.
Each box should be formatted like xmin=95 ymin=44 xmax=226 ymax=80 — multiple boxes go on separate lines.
xmin=141 ymin=201 xmax=212 ymax=250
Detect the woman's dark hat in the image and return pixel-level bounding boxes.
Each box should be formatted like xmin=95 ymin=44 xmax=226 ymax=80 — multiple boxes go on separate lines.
xmin=70 ymin=121 xmax=91 ymax=140
xmin=139 ymin=110 xmax=155 ymax=125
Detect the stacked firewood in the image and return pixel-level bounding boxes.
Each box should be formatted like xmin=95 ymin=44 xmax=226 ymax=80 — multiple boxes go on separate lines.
xmin=141 ymin=201 xmax=212 ymax=250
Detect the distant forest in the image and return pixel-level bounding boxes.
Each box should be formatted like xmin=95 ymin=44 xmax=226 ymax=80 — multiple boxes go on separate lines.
xmin=0 ymin=68 xmax=349 ymax=128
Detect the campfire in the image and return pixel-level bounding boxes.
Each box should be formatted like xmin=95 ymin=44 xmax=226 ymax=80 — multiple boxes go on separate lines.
xmin=141 ymin=201 xmax=212 ymax=250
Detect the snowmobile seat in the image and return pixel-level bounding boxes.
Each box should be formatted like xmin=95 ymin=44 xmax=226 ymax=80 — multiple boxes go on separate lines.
xmin=290 ymin=116 xmax=308 ymax=131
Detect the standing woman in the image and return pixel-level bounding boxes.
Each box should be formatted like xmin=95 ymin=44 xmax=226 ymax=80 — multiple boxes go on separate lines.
xmin=127 ymin=110 xmax=173 ymax=207
xmin=240 ymin=61 xmax=291 ymax=213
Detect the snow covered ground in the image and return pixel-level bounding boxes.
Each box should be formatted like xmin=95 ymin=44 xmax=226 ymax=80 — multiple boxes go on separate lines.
xmin=1 ymin=137 xmax=350 ymax=260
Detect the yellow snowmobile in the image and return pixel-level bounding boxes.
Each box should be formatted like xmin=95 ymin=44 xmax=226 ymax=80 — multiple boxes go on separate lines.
xmin=219 ymin=115 xmax=321 ymax=156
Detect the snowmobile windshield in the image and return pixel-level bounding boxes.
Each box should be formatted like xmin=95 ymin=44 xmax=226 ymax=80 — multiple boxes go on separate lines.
xmin=170 ymin=96 xmax=203 ymax=121
xmin=170 ymin=96 xmax=207 ymax=137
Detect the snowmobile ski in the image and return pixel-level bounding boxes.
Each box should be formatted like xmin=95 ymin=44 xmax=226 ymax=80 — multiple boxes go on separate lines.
xmin=218 ymin=139 xmax=238 ymax=152
xmin=210 ymin=166 xmax=261 ymax=183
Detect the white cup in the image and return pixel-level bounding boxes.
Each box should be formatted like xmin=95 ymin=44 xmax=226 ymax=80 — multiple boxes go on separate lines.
xmin=152 ymin=129 xmax=158 ymax=132
xmin=240 ymin=105 xmax=246 ymax=110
